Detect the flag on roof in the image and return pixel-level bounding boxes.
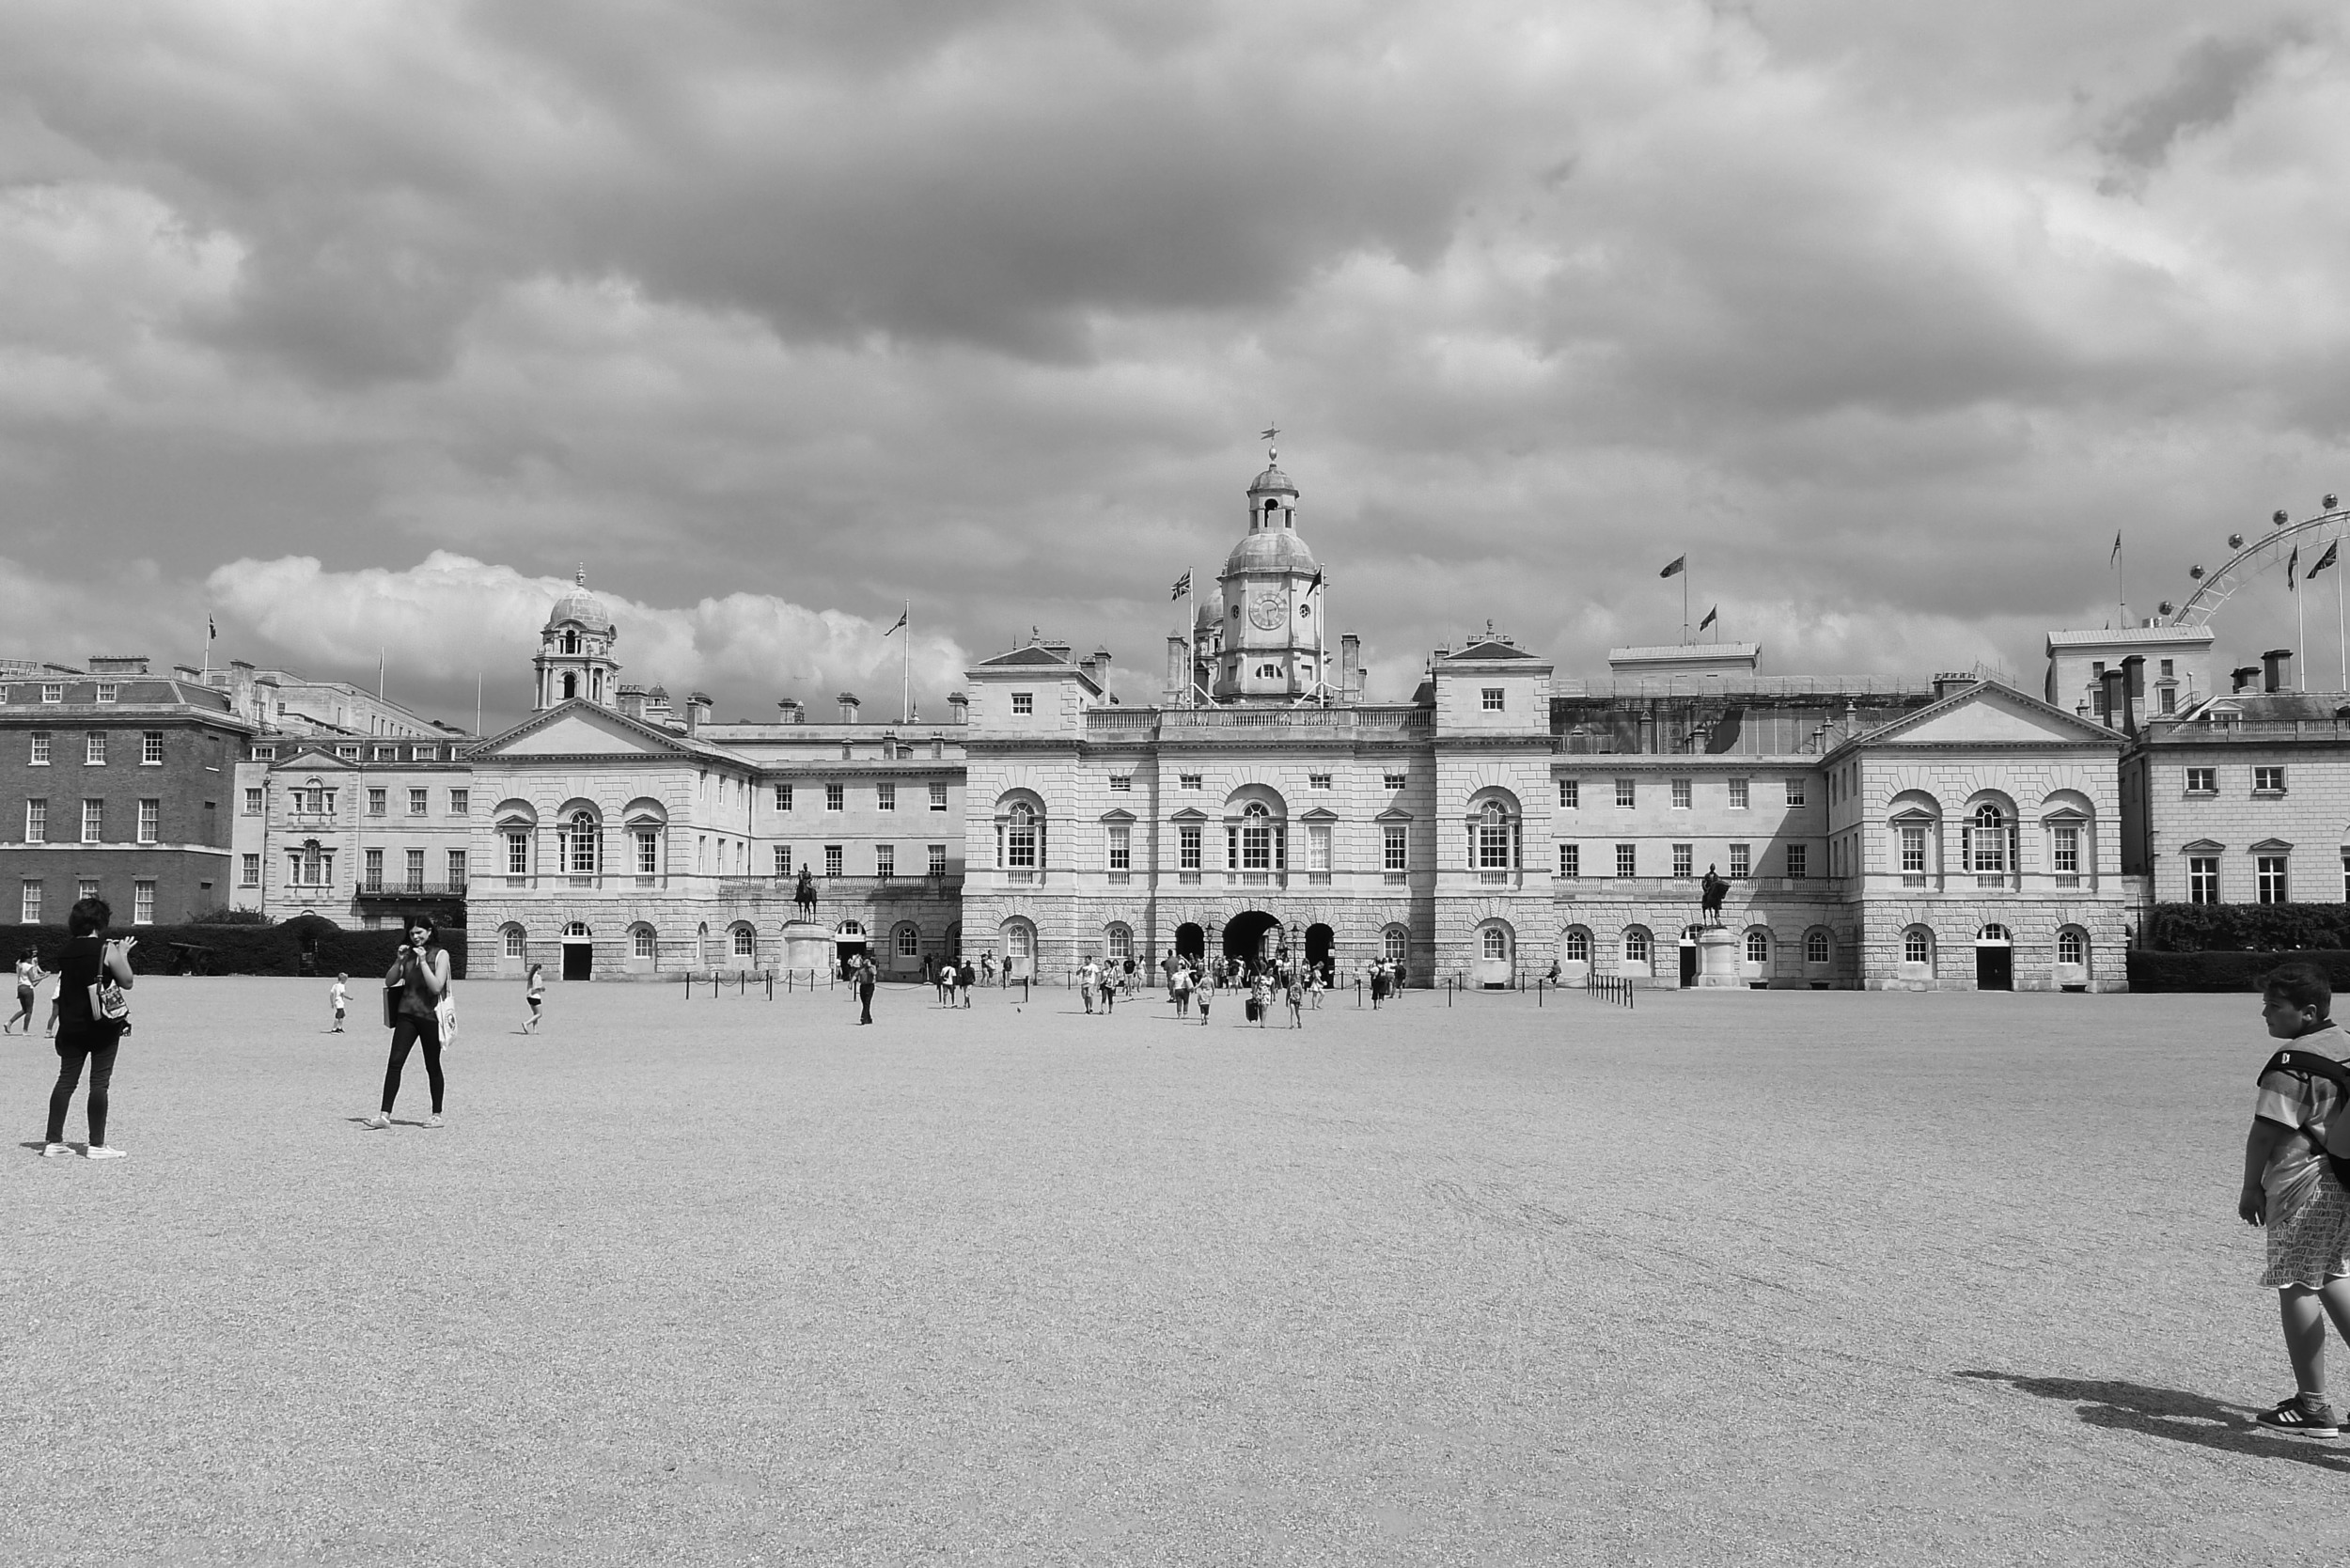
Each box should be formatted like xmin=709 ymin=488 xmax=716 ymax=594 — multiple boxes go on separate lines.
xmin=1699 ymin=605 xmax=1717 ymax=631
xmin=884 ymin=608 xmax=908 ymax=636
xmin=2109 ymin=531 xmax=2122 ymax=567
xmin=1171 ymin=571 xmax=1191 ymax=601
xmin=1659 ymin=556 xmax=1685 ymax=579
xmin=2288 ymin=545 xmax=2300 ymax=588
xmin=2312 ymin=542 xmax=2340 ymax=579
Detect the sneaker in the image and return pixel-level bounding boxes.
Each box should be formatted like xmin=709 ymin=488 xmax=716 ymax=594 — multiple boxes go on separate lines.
xmin=2257 ymin=1396 xmax=2341 ymax=1438
xmin=84 ymin=1146 xmax=126 ymax=1161
xmin=421 ymin=1114 xmax=444 ymax=1128
xmin=40 ymin=1142 xmax=71 ymax=1158
xmin=361 ymin=1113 xmax=391 ymax=1130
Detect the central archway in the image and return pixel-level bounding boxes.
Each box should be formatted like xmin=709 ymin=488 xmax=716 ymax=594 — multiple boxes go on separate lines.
xmin=1305 ymin=922 xmax=1334 ymax=980
xmin=1174 ymin=921 xmax=1205 ymax=961
xmin=1222 ymin=910 xmax=1282 ymax=970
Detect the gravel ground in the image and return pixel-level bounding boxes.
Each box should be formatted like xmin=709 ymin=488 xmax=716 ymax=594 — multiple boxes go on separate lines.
xmin=0 ymin=977 xmax=2325 ymax=1565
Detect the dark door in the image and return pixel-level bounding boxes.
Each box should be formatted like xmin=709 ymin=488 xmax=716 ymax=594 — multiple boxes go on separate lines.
xmin=1976 ymin=945 xmax=2012 ymax=991
xmin=1679 ymin=943 xmax=1698 ymax=987
xmin=562 ymin=942 xmax=592 ymax=980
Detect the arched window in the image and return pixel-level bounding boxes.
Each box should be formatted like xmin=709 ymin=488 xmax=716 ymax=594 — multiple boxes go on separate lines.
xmin=1003 ymin=920 xmax=1033 ymax=963
xmin=1904 ymin=927 xmax=1933 ymax=965
xmin=1979 ymin=923 xmax=2011 ymax=943
xmin=1241 ymin=802 xmax=1274 ymax=870
xmin=1746 ymin=930 xmax=1770 ymax=965
xmin=1622 ymin=927 xmax=1653 ymax=964
xmin=560 ymin=671 xmax=577 ymax=699
xmin=1481 ymin=925 xmax=1510 ymax=961
xmin=565 ymin=809 xmax=599 ymax=874
xmin=1105 ymin=922 xmax=1134 ymax=961
xmin=632 ymin=925 xmax=656 ymax=960
xmin=1805 ymin=929 xmax=1832 ymax=964
xmin=561 ymin=630 xmax=579 ymax=654
xmin=895 ymin=923 xmax=920 ymax=958
xmin=1382 ymin=925 xmax=1409 ymax=964
xmin=837 ymin=919 xmax=865 ymax=937
xmin=1005 ymin=802 xmax=1038 ymax=869
xmin=696 ymin=921 xmax=709 ymax=965
xmin=1966 ymin=803 xmax=2011 ymax=873
xmin=563 ymin=920 xmax=590 ymax=938
xmin=731 ymin=925 xmax=756 ymax=960
xmin=1560 ymin=928 xmax=1591 ymax=964
xmin=1477 ymin=801 xmax=1512 ymax=870
xmin=2058 ymin=928 xmax=2087 ymax=966
xmin=502 ymin=924 xmax=526 ymax=960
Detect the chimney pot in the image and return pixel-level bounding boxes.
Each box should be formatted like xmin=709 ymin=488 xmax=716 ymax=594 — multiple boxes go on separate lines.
xmin=2263 ymin=648 xmax=2294 ymax=693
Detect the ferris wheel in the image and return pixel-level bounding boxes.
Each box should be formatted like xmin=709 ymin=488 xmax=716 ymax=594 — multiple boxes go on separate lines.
xmin=2169 ymin=496 xmax=2350 ymax=628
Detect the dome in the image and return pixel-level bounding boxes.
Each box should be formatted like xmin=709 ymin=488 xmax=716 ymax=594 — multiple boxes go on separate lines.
xmin=1224 ymin=528 xmax=1319 ymax=576
xmin=1248 ymin=464 xmax=1298 ymax=496
xmin=546 ymin=569 xmax=615 ymax=635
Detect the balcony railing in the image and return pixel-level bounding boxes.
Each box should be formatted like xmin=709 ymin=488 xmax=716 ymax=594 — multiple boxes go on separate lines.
xmin=356 ymin=881 xmax=468 ymax=900
xmin=1086 ymin=705 xmax=1434 ymax=737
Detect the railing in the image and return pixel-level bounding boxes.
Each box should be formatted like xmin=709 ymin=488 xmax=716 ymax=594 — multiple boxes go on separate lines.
xmin=356 ymin=881 xmax=467 ymax=899
xmin=1086 ymin=706 xmax=1434 ymax=736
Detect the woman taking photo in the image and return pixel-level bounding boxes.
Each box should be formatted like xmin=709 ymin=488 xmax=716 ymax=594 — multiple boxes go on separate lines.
xmin=42 ymin=897 xmax=134 ymax=1159
xmin=365 ymin=915 xmax=452 ymax=1130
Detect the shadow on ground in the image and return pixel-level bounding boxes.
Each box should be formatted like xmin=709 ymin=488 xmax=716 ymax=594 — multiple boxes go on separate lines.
xmin=1958 ymin=1370 xmax=2350 ymax=1468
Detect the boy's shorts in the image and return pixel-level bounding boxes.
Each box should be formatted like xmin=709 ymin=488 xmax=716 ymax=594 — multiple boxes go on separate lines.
xmin=2264 ymin=1171 xmax=2350 ymax=1289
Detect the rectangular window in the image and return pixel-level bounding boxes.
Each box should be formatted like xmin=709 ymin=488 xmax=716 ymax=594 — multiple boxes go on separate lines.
xmin=447 ymin=850 xmax=467 ymax=886
xmin=1900 ymin=824 xmax=1927 ymax=874
xmin=2053 ymin=825 xmax=2080 ymax=874
xmin=1480 ymin=687 xmax=1505 ymax=712
xmin=77 ymin=879 xmax=98 ymax=904
xmin=1011 ymin=692 xmax=1033 ymax=715
xmin=1785 ymin=843 xmax=1808 ymax=879
xmin=1181 ymin=823 xmax=1203 ymax=870
xmin=825 ymin=784 xmax=844 ymax=811
xmin=928 ymin=842 xmax=947 ymax=876
xmin=1670 ymin=778 xmax=1691 ymax=809
xmin=24 ymin=799 xmax=44 ymax=841
xmin=449 ymin=790 xmax=469 ymax=816
xmin=364 ymin=849 xmax=384 ymax=888
xmin=1672 ymin=843 xmax=1694 ymax=877
xmin=824 ymin=844 xmax=843 ymax=877
xmin=1728 ymin=776 xmax=1748 ymax=809
xmin=140 ymin=731 xmax=163 ymax=764
xmin=1109 ymin=775 xmax=1133 ymax=792
xmin=243 ymin=788 xmax=262 ymax=815
xmin=1308 ymin=774 xmax=1331 ymax=790
xmin=133 ymin=881 xmax=154 ymax=926
xmin=1383 ymin=773 xmax=1406 ymax=790
xmin=2256 ymin=766 xmax=2287 ymax=793
xmin=875 ymin=843 xmax=895 ymax=878
xmin=930 ymin=783 xmax=948 ymax=811
xmin=41 ymin=683 xmax=63 ymax=703
xmin=1615 ymin=842 xmax=1637 ymax=877
xmin=1728 ymin=843 xmax=1749 ymax=878
xmin=1559 ymin=778 xmax=1578 ymax=808
xmin=2185 ymin=766 xmax=2216 ymax=793
xmin=19 ymin=880 xmax=39 ymax=923
xmin=506 ymin=831 xmax=529 ymax=875
xmin=408 ymin=788 xmax=428 ymax=816
xmin=252 ymin=745 xmax=274 ymax=760
xmin=775 ymin=783 xmax=794 ymax=810
xmin=1307 ymin=823 xmax=1332 ymax=874
xmin=1559 ymin=842 xmax=1580 ymax=877
xmin=2189 ymin=855 xmax=2220 ymax=904
xmin=368 ymin=788 xmax=386 ymax=817
xmin=877 ymin=781 xmax=896 ymax=811
xmin=85 ymin=732 xmax=105 ymax=766
xmin=1615 ymin=777 xmax=1635 ymax=808
xmin=1785 ymin=777 xmax=1807 ymax=807
xmin=1383 ymin=823 xmax=1408 ymax=873
xmin=29 ymin=733 xmax=49 ymax=765
xmin=96 ymin=684 xmax=118 ymax=703
xmin=2259 ymin=855 xmax=2289 ymax=903
xmin=772 ymin=844 xmax=791 ymax=877
xmin=336 ymin=745 xmax=358 ymax=761
xmin=1107 ymin=824 xmax=1131 ymax=871
xmin=240 ymin=855 xmax=259 ymax=887
xmin=1182 ymin=774 xmax=1204 ymax=790
xmin=81 ymin=799 xmax=102 ymax=843
xmin=137 ymin=798 xmax=159 ymax=843
xmin=405 ymin=849 xmax=426 ymax=888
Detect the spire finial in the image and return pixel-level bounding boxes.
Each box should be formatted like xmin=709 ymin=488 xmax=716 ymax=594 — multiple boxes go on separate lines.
xmin=575 ymin=563 xmax=587 ymax=587
xmin=1261 ymin=423 xmax=1278 ymax=465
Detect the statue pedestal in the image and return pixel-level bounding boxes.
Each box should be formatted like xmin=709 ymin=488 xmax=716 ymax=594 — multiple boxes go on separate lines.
xmin=780 ymin=920 xmax=833 ymax=975
xmin=1694 ymin=926 xmax=1742 ymax=988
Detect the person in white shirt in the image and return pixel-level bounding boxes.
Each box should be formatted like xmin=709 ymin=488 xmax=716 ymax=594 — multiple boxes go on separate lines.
xmin=328 ymin=972 xmax=350 ymax=1033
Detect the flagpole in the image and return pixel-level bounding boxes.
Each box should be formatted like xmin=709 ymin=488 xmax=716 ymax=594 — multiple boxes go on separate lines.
xmin=2337 ymin=526 xmax=2347 ymax=693
xmin=1682 ymin=567 xmax=1690 ymax=644
xmin=2296 ymin=571 xmax=2307 ymax=689
xmin=901 ymin=599 xmax=911 ymax=725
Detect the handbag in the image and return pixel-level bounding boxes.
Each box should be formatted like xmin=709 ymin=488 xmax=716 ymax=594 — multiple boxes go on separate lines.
xmin=86 ymin=938 xmax=130 ymax=1025
xmin=433 ymin=990 xmax=458 ymax=1046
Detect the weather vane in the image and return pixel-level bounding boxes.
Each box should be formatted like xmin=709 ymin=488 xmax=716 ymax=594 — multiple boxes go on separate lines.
xmin=1261 ymin=424 xmax=1278 ymax=463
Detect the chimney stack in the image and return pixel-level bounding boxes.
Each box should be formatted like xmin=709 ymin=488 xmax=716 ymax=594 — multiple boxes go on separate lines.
xmin=685 ymin=692 xmax=713 ymax=732
xmin=838 ymin=691 xmax=861 ymax=724
xmin=1933 ymin=671 xmax=1974 ymax=701
xmin=947 ymin=692 xmax=968 ymax=723
xmin=2232 ymin=666 xmax=2262 ymax=694
xmin=617 ymin=682 xmax=646 ymax=720
xmin=776 ymin=698 xmax=805 ymax=724
xmin=1340 ymin=633 xmax=1362 ymax=701
xmin=1165 ymin=635 xmax=1189 ymax=704
xmin=2098 ymin=667 xmax=2124 ymax=727
xmin=2263 ymin=648 xmax=2294 ymax=693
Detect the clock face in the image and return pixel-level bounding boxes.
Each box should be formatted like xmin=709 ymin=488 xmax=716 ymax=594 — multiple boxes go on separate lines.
xmin=1247 ymin=591 xmax=1287 ymax=631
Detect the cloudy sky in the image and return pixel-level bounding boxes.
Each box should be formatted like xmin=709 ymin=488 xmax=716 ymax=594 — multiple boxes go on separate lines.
xmin=2 ymin=0 xmax=2345 ymax=728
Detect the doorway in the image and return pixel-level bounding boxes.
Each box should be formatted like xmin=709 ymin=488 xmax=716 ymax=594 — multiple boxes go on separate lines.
xmin=1306 ymin=923 xmax=1334 ymax=983
xmin=1975 ymin=924 xmax=2013 ymax=991
xmin=1679 ymin=938 xmax=1699 ymax=988
xmin=1175 ymin=922 xmax=1205 ymax=962
xmin=561 ymin=920 xmax=593 ymax=981
xmin=1223 ymin=910 xmax=1282 ymax=972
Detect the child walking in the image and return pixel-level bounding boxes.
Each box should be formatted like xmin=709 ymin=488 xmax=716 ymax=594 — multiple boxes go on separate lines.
xmin=524 ymin=963 xmax=545 ymax=1033
xmin=8 ymin=949 xmax=40 ymax=1034
xmin=2241 ymin=962 xmax=2350 ymax=1436
xmin=328 ymin=972 xmax=349 ymax=1032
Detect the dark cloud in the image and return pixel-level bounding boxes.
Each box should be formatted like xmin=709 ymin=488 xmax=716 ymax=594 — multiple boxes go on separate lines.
xmin=2100 ymin=33 xmax=2285 ymax=174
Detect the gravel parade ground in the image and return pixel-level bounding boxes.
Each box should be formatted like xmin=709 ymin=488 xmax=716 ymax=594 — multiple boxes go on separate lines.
xmin=0 ymin=977 xmax=2323 ymax=1565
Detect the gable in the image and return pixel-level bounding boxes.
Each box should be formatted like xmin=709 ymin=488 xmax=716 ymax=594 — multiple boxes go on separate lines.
xmin=478 ymin=703 xmax=697 ymax=759
xmin=1857 ymin=682 xmax=2118 ymax=751
xmin=1446 ymin=640 xmax=1536 ymax=662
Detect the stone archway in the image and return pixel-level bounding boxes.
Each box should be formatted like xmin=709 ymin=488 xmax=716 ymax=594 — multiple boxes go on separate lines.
xmin=1223 ymin=910 xmax=1282 ymax=971
xmin=1305 ymin=922 xmax=1335 ymax=981
xmin=1174 ymin=922 xmax=1206 ymax=961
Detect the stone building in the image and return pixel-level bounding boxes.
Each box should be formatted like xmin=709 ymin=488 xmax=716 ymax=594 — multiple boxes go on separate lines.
xmin=227 ymin=731 xmax=476 ymax=929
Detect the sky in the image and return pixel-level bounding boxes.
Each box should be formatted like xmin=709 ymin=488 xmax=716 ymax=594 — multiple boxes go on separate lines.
xmin=1 ymin=0 xmax=2346 ymax=730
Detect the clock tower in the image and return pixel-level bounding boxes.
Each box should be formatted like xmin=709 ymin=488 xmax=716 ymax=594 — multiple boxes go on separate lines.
xmin=1213 ymin=452 xmax=1325 ymax=702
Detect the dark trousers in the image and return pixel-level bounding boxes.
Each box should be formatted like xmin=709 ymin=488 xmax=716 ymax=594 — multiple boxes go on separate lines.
xmin=859 ymin=987 xmax=874 ymax=1024
xmin=382 ymin=1014 xmax=445 ymax=1114
xmin=48 ymin=1033 xmax=120 ymax=1145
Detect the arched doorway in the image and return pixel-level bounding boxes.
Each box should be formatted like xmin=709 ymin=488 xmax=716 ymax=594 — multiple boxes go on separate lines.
xmin=561 ymin=920 xmax=593 ymax=980
xmin=1975 ymin=923 xmax=2013 ymax=991
xmin=1223 ymin=910 xmax=1281 ymax=972
xmin=836 ymin=918 xmax=869 ymax=980
xmin=1174 ymin=922 xmax=1205 ymax=962
xmin=1305 ymin=922 xmax=1334 ymax=982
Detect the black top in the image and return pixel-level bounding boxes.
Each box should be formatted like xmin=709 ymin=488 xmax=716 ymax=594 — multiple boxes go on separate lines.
xmin=53 ymin=934 xmax=118 ymax=1038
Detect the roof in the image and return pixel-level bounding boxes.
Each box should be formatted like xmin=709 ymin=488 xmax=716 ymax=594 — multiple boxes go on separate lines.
xmin=1607 ymin=643 xmax=1762 ymax=662
xmin=1224 ymin=527 xmax=1318 ymax=576
xmin=1442 ymin=639 xmax=1539 ymax=662
xmin=2181 ymin=693 xmax=2350 ymax=722
xmin=2045 ymin=625 xmax=2214 ymax=648
xmin=975 ymin=645 xmax=1074 ymax=667
xmin=1248 ymin=464 xmax=1298 ymax=495
xmin=1825 ymin=677 xmax=2123 ymax=754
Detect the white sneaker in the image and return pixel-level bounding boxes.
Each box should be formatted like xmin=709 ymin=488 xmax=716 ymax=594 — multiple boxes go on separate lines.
xmin=84 ymin=1146 xmax=126 ymax=1160
xmin=362 ymin=1113 xmax=391 ymax=1130
xmin=422 ymin=1114 xmax=444 ymax=1128
xmin=40 ymin=1142 xmax=71 ymax=1158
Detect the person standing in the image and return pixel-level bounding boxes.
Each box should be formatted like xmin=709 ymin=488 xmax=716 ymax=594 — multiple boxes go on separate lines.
xmin=1286 ymin=969 xmax=1305 ymax=1028
xmin=329 ymin=972 xmax=350 ymax=1033
xmin=524 ymin=963 xmax=546 ymax=1033
xmin=857 ymin=958 xmax=877 ymax=1026
xmin=1079 ymin=956 xmax=1099 ymax=1014
xmin=1171 ymin=964 xmax=1192 ymax=1018
xmin=8 ymin=949 xmax=42 ymax=1034
xmin=365 ymin=916 xmax=451 ymax=1130
xmin=41 ymin=899 xmax=133 ymax=1158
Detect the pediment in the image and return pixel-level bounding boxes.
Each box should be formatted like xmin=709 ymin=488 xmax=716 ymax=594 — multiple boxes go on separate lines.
xmin=1298 ymin=807 xmax=1340 ymax=822
xmin=476 ymin=700 xmax=702 ymax=759
xmin=1374 ymin=807 xmax=1415 ymax=822
xmin=1167 ymin=807 xmax=1210 ymax=822
xmin=274 ymin=747 xmax=356 ymax=772
xmin=1856 ymin=682 xmax=2120 ymax=750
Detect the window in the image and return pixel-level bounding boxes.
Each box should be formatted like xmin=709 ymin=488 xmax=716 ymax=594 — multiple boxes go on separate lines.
xmin=1671 ymin=778 xmax=1691 ymax=809
xmin=136 ymin=799 xmax=159 ymax=843
xmin=1728 ymin=777 xmax=1748 ymax=809
xmin=1728 ymin=843 xmax=1749 ymax=879
xmin=1904 ymin=928 xmax=1932 ymax=965
xmin=891 ymin=924 xmax=919 ymax=960
xmin=368 ymin=788 xmax=386 ymax=817
xmin=336 ymin=745 xmax=358 ymax=761
xmin=85 ymin=732 xmax=105 ymax=766
xmin=1308 ymin=774 xmax=1331 ymax=791
xmin=1106 ymin=923 xmax=1134 ymax=962
xmin=2052 ymin=824 xmax=2080 ymax=874
xmin=1109 ymin=775 xmax=1132 ymax=792
xmin=1785 ymin=778 xmax=1807 ymax=807
xmin=2159 ymin=687 xmax=2176 ymax=714
xmin=405 ymin=849 xmax=426 ymax=889
xmin=1786 ymin=843 xmax=1808 ymax=879
xmin=40 ymin=683 xmax=62 ymax=703
xmin=409 ymin=788 xmax=428 ymax=816
xmin=1559 ymin=778 xmax=1578 ymax=808
xmin=141 ymin=731 xmax=163 ymax=764
xmin=1966 ymin=804 xmax=2009 ymax=873
xmin=564 ymin=811 xmax=598 ymax=875
xmin=1384 ymin=823 xmax=1408 ymax=876
xmin=1561 ymin=929 xmax=1590 ymax=963
xmin=1615 ymin=842 xmax=1636 ymax=877
xmin=928 ymin=843 xmax=947 ymax=876
xmin=78 ymin=879 xmax=98 ymax=904
xmin=29 ymin=733 xmax=49 ymax=765
xmin=133 ymin=881 xmax=155 ymax=925
xmin=506 ymin=830 xmax=530 ymax=875
xmin=1622 ymin=928 xmax=1652 ymax=964
xmin=1011 ymin=692 xmax=1034 ymax=715
xmin=2256 ymin=766 xmax=2287 ymax=794
xmin=633 ymin=927 xmax=656 ymax=962
xmin=2188 ymin=855 xmax=2220 ymax=903
xmin=1481 ymin=687 xmax=1505 ymax=712
xmin=2260 ymin=855 xmax=2289 ymax=903
xmin=1746 ymin=930 xmax=1768 ymax=965
xmin=1559 ymin=843 xmax=1580 ymax=877
xmin=1615 ymin=777 xmax=1635 ymax=808
xmin=734 ymin=926 xmax=758 ymax=960
xmin=772 ymin=844 xmax=791 ymax=877
xmin=81 ymin=799 xmax=102 ymax=843
xmin=775 ymin=784 xmax=794 ymax=810
xmin=95 ymin=684 xmax=118 ymax=703
xmin=877 ymin=782 xmax=896 ymax=811
xmin=447 ymin=851 xmax=467 ymax=886
xmin=1482 ymin=926 xmax=1509 ymax=959
xmin=24 ymin=799 xmax=44 ymax=841
xmin=875 ymin=844 xmax=895 ymax=878
xmin=356 ymin=850 xmax=382 ymax=889
xmin=1181 ymin=774 xmax=1203 ymax=791
xmin=505 ymin=926 xmax=528 ymax=961
xmin=290 ymin=840 xmax=332 ymax=886
xmin=824 ymin=844 xmax=843 ymax=877
xmin=243 ymin=788 xmax=262 ymax=815
xmin=1383 ymin=773 xmax=1406 ymax=791
xmin=1806 ymin=929 xmax=1831 ymax=964
xmin=253 ymin=745 xmax=274 ymax=760
xmin=450 ymin=790 xmax=469 ymax=815
xmin=1383 ymin=927 xmax=1409 ymax=964
xmin=825 ymin=784 xmax=844 ymax=811
xmin=1107 ymin=823 xmax=1131 ymax=871
xmin=1256 ymin=664 xmax=1281 ymax=680
xmin=1240 ymin=802 xmax=1275 ymax=870
xmin=930 ymin=783 xmax=948 ymax=811
xmin=1672 ymin=843 xmax=1693 ymax=878
xmin=240 ymin=855 xmax=259 ymax=887
xmin=2058 ymin=929 xmax=2086 ymax=967
xmin=1477 ymin=802 xmax=1512 ymax=870
xmin=1900 ymin=824 xmax=1927 ymax=875
xmin=1005 ymin=803 xmax=1038 ymax=869
xmin=19 ymin=881 xmax=38 ymax=923
xmin=1181 ymin=823 xmax=1203 ymax=870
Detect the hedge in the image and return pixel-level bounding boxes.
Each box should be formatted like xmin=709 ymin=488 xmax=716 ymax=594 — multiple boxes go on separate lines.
xmin=4 ymin=915 xmax=466 ymax=980
xmin=2144 ymin=902 xmax=2350 ymax=953
xmin=2125 ymin=949 xmax=2350 ymax=993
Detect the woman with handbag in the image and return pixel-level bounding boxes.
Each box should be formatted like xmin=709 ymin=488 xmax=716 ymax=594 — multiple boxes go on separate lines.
xmin=364 ymin=915 xmax=452 ymax=1130
xmin=41 ymin=897 xmax=134 ymax=1159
